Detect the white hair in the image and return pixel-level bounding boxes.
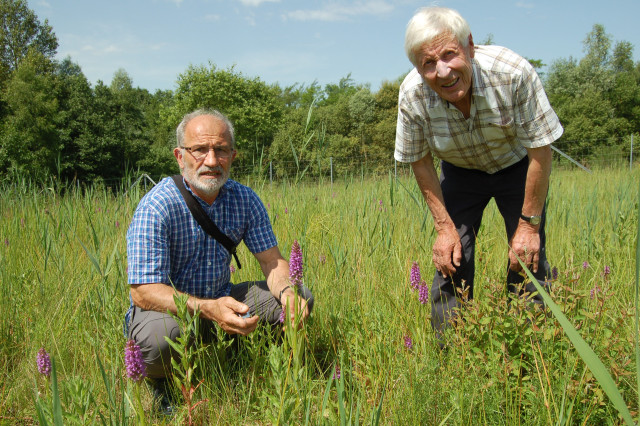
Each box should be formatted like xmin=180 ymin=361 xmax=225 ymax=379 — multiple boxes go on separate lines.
xmin=404 ymin=7 xmax=471 ymax=67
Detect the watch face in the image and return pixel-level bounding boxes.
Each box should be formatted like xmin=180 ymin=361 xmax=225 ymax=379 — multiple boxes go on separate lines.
xmin=529 ymin=216 xmax=541 ymax=226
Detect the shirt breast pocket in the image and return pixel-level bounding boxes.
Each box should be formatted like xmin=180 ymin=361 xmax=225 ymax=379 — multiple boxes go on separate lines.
xmin=481 ymin=118 xmax=518 ymax=149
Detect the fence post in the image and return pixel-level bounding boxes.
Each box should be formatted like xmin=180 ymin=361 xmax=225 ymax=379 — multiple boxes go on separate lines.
xmin=270 ymin=161 xmax=273 ymax=185
xmin=330 ymin=157 xmax=333 ymax=187
xmin=631 ymin=134 xmax=634 ymax=171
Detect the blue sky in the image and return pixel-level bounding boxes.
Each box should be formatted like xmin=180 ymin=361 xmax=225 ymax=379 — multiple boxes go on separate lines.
xmin=31 ymin=0 xmax=640 ymax=93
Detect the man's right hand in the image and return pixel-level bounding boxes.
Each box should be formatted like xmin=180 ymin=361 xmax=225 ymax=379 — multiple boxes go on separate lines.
xmin=432 ymin=226 xmax=462 ymax=278
xmin=200 ymin=297 xmax=259 ymax=336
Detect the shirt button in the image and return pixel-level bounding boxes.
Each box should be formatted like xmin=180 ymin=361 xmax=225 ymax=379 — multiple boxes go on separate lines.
xmin=207 ymin=261 xmax=212 ymax=266
xmin=207 ymin=286 xmax=212 ymax=292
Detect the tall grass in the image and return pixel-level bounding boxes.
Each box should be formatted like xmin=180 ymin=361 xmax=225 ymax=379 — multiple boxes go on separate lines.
xmin=0 ymin=167 xmax=637 ymax=424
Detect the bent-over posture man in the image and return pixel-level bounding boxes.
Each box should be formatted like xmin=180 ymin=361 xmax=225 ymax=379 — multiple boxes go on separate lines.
xmin=395 ymin=7 xmax=563 ymax=338
xmin=125 ymin=109 xmax=313 ymax=411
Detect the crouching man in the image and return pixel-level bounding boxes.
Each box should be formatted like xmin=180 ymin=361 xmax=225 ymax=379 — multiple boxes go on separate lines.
xmin=124 ymin=109 xmax=313 ymax=412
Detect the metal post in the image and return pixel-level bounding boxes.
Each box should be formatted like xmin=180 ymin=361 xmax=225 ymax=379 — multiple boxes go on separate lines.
xmin=631 ymin=134 xmax=634 ymax=171
xmin=330 ymin=157 xmax=333 ymax=186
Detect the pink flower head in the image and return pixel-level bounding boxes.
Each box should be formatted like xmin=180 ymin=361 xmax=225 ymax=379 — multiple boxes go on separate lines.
xmin=230 ymin=264 xmax=236 ymax=273
xmin=418 ymin=284 xmax=429 ymax=305
xmin=289 ymin=240 xmax=303 ymax=288
xmin=333 ymin=364 xmax=341 ymax=380
xmin=582 ymin=261 xmax=590 ymax=270
xmin=124 ymin=340 xmax=146 ymax=383
xmin=279 ymin=309 xmax=285 ymax=324
xmin=404 ymin=335 xmax=413 ymax=350
xmin=36 ymin=348 xmax=51 ymax=377
xmin=410 ymin=261 xmax=421 ymax=290
xmin=603 ymin=265 xmax=611 ymax=276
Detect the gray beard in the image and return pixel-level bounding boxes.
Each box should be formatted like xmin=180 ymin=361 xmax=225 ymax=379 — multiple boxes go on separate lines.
xmin=183 ymin=165 xmax=229 ymax=198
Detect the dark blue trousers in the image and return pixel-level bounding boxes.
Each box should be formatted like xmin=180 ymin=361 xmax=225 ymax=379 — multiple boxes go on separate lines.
xmin=431 ymin=157 xmax=551 ymax=333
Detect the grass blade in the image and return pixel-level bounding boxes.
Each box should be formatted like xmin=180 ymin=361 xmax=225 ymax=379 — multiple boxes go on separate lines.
xmin=518 ymin=257 xmax=635 ymax=425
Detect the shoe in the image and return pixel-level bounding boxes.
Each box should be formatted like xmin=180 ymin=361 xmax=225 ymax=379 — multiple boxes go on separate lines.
xmin=150 ymin=378 xmax=175 ymax=417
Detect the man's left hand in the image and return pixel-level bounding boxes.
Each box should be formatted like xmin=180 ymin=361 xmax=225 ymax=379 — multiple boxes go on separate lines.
xmin=509 ymin=222 xmax=541 ymax=273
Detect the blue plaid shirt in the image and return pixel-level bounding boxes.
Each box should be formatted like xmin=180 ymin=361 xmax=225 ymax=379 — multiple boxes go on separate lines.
xmin=125 ymin=176 xmax=277 ymax=325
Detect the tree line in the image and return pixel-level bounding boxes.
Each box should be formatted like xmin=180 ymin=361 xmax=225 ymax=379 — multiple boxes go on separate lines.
xmin=1 ymin=0 xmax=638 ymax=183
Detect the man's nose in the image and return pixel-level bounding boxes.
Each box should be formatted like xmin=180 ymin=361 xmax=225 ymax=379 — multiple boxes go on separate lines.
xmin=436 ymin=60 xmax=449 ymax=77
xmin=202 ymin=149 xmax=220 ymax=166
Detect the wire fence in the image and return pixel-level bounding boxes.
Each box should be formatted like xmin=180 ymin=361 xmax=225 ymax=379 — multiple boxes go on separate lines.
xmin=230 ymin=145 xmax=638 ymax=185
xmin=43 ymin=139 xmax=638 ymax=191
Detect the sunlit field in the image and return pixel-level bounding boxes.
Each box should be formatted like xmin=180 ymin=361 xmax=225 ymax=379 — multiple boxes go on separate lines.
xmin=0 ymin=166 xmax=638 ymax=425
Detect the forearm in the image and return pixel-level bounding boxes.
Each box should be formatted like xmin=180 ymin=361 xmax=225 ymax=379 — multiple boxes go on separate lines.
xmin=256 ymin=248 xmax=293 ymax=300
xmin=130 ymin=283 xmax=210 ymax=316
xmin=411 ymin=153 xmax=454 ymax=232
xmin=522 ymin=146 xmax=552 ymax=217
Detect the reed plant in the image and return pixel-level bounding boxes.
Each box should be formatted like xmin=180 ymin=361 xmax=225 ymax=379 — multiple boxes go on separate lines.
xmin=0 ymin=166 xmax=637 ymax=424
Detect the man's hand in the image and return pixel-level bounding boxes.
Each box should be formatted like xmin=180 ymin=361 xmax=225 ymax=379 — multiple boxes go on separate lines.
xmin=199 ymin=297 xmax=259 ymax=336
xmin=509 ymin=222 xmax=541 ymax=273
xmin=432 ymin=225 xmax=462 ymax=277
xmin=280 ymin=288 xmax=310 ymax=331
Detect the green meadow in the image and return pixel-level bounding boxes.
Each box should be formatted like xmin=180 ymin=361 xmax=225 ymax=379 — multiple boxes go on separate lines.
xmin=1 ymin=166 xmax=638 ymax=425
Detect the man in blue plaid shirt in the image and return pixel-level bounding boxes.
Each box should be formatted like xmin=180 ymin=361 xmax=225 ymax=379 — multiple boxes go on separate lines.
xmin=125 ymin=109 xmax=313 ymax=411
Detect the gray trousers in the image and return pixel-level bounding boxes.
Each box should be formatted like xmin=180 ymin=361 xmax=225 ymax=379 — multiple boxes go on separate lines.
xmin=431 ymin=158 xmax=551 ymax=334
xmin=128 ymin=281 xmax=314 ymax=378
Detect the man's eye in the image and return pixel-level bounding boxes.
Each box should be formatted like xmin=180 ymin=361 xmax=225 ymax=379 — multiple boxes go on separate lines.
xmin=194 ymin=147 xmax=209 ymax=155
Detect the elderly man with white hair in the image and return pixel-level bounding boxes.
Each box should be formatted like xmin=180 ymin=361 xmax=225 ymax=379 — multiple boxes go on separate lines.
xmin=395 ymin=7 xmax=563 ymax=339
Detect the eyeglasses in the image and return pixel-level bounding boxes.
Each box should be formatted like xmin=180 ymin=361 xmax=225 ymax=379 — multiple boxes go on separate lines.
xmin=181 ymin=145 xmax=234 ymax=161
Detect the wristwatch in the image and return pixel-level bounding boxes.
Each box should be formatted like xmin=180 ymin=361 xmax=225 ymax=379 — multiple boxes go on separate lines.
xmin=520 ymin=213 xmax=542 ymax=226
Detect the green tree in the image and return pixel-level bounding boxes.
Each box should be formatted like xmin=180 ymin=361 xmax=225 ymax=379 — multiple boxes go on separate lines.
xmin=166 ymin=63 xmax=284 ymax=173
xmin=545 ymin=24 xmax=638 ymax=158
xmin=0 ymin=0 xmax=57 ymax=84
xmin=0 ymin=51 xmax=58 ymax=180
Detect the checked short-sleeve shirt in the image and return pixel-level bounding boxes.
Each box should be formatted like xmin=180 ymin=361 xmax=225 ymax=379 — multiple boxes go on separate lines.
xmin=395 ymin=45 xmax=563 ymax=174
xmin=126 ymin=176 xmax=277 ymax=300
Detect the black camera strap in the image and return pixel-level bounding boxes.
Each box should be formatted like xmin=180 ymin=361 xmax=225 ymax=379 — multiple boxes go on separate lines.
xmin=171 ymin=175 xmax=242 ymax=269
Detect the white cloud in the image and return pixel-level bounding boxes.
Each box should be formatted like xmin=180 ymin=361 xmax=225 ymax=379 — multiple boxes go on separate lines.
xmin=515 ymin=2 xmax=535 ymax=9
xmin=104 ymin=45 xmax=121 ymax=53
xmin=283 ymin=1 xmax=394 ymax=22
xmin=37 ymin=1 xmax=51 ymax=8
xmin=237 ymin=0 xmax=280 ymax=6
xmin=203 ymin=14 xmax=221 ymax=21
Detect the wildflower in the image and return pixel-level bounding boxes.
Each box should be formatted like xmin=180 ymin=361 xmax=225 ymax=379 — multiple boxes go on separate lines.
xmin=115 ymin=220 xmax=120 ymax=228
xmin=582 ymin=261 xmax=589 ymax=269
xmin=379 ymin=199 xmax=383 ymax=206
xmin=230 ymin=264 xmax=236 ymax=273
xmin=410 ymin=261 xmax=421 ymax=290
xmin=267 ymin=203 xmax=270 ymax=209
xmin=124 ymin=340 xmax=147 ymax=383
xmin=333 ymin=364 xmax=341 ymax=380
xmin=319 ymin=254 xmax=326 ymax=265
xmin=603 ymin=265 xmax=611 ymax=276
xmin=590 ymin=285 xmax=601 ymax=299
xmin=418 ymin=284 xmax=429 ymax=305
xmin=552 ymin=267 xmax=558 ymax=280
xmin=284 ymin=207 xmax=288 ymax=214
xmin=36 ymin=348 xmax=51 ymax=377
xmin=289 ymin=240 xmax=303 ymax=288
xmin=404 ymin=335 xmax=413 ymax=350
xmin=279 ymin=309 xmax=285 ymax=324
